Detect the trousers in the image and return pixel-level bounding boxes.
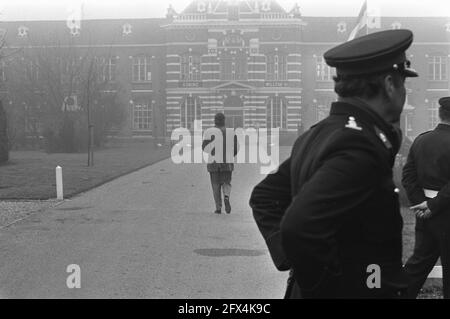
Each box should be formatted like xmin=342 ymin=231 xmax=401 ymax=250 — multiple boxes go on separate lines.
xmin=209 ymin=171 xmax=232 ymax=211
xmin=404 ymin=215 xmax=450 ymax=299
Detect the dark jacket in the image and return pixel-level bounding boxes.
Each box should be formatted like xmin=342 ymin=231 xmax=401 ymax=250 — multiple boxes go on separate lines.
xmin=202 ymin=126 xmax=238 ymax=172
xmin=402 ymin=123 xmax=450 ymax=224
xmin=250 ymin=100 xmax=408 ymax=298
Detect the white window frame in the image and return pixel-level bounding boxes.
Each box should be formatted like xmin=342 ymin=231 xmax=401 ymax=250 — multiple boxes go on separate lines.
xmin=100 ymin=57 xmax=117 ymax=82
xmin=220 ymin=52 xmax=247 ymax=81
xmin=428 ymin=55 xmax=448 ymax=81
xmin=0 ymin=60 xmax=6 ymax=82
xmin=428 ymin=100 xmax=439 ymax=130
xmin=180 ymin=96 xmax=201 ymax=129
xmin=181 ymin=54 xmax=201 ymax=81
xmin=133 ymin=100 xmax=152 ymax=130
xmin=132 ymin=56 xmax=151 ymax=82
xmin=266 ymin=54 xmax=287 ymax=81
xmin=316 ymin=56 xmax=333 ymax=81
xmin=266 ymin=96 xmax=287 ymax=129
xmin=26 ymin=60 xmax=39 ymax=82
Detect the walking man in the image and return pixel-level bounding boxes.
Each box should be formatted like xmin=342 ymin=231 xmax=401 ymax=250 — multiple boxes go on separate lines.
xmin=250 ymin=29 xmax=418 ymax=298
xmin=402 ymin=96 xmax=450 ymax=299
xmin=202 ymin=113 xmax=238 ymax=214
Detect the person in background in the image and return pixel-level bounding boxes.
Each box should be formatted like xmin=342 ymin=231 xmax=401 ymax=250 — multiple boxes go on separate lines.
xmin=202 ymin=113 xmax=238 ymax=214
xmin=402 ymin=96 xmax=450 ymax=299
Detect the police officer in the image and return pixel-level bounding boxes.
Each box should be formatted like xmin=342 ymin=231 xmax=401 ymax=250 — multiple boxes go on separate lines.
xmin=250 ymin=29 xmax=418 ymax=298
xmin=402 ymin=97 xmax=450 ymax=299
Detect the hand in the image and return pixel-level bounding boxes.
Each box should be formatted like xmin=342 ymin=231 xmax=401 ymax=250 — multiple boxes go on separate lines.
xmin=410 ymin=201 xmax=433 ymax=219
xmin=410 ymin=201 xmax=428 ymax=212
xmin=415 ymin=208 xmax=433 ymax=219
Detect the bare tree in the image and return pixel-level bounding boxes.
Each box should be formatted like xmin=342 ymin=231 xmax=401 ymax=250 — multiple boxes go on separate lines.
xmin=4 ymin=31 xmax=124 ymax=158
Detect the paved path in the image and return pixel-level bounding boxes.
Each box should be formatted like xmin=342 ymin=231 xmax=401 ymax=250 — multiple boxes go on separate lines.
xmin=0 ymin=148 xmax=290 ymax=299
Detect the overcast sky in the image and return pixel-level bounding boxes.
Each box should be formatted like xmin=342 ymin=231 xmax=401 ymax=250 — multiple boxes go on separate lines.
xmin=0 ymin=0 xmax=449 ymax=21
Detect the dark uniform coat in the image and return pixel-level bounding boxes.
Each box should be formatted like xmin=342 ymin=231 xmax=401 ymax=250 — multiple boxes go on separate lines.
xmin=402 ymin=123 xmax=450 ymax=220
xmin=401 ymin=123 xmax=450 ymax=298
xmin=250 ymin=99 xmax=409 ymax=298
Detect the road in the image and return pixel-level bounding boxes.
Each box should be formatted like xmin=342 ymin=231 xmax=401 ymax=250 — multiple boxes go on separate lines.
xmin=0 ymin=148 xmax=289 ymax=299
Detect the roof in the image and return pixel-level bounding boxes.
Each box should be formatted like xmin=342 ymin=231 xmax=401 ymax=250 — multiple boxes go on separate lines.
xmin=0 ymin=19 xmax=168 ymax=47
xmin=0 ymin=16 xmax=449 ymax=48
xmin=301 ymin=17 xmax=450 ymax=43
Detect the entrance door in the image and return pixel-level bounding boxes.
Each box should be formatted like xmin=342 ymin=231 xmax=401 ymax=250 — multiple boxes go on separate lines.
xmin=223 ymin=94 xmax=244 ymax=129
xmin=225 ymin=110 xmax=243 ymax=128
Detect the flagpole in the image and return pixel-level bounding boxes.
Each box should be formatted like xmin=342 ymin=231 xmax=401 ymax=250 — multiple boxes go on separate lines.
xmin=366 ymin=0 xmax=369 ymax=35
xmin=347 ymin=0 xmax=368 ymax=41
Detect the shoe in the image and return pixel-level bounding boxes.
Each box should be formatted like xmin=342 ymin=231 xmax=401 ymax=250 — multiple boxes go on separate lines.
xmin=214 ymin=210 xmax=222 ymax=214
xmin=224 ymin=196 xmax=231 ymax=214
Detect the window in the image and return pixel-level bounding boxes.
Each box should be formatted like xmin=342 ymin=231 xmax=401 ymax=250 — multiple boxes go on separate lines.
xmin=0 ymin=60 xmax=6 ymax=82
xmin=266 ymin=96 xmax=287 ymax=129
xmin=316 ymin=97 xmax=334 ymax=121
xmin=181 ymin=54 xmax=201 ymax=81
xmin=220 ymin=52 xmax=247 ymax=81
xmin=316 ymin=56 xmax=334 ymax=81
xmin=61 ymin=58 xmax=80 ymax=88
xmin=317 ymin=105 xmax=330 ymax=121
xmin=25 ymin=114 xmax=41 ymax=134
xmin=97 ymin=56 xmax=117 ymax=82
xmin=428 ymin=100 xmax=439 ymax=129
xmin=228 ymin=5 xmax=239 ymax=21
xmin=132 ymin=56 xmax=151 ymax=82
xmin=133 ymin=100 xmax=152 ymax=130
xmin=181 ymin=96 xmax=201 ymax=130
xmin=428 ymin=55 xmax=448 ymax=81
xmin=404 ymin=111 xmax=414 ymax=137
xmin=24 ymin=60 xmax=39 ymax=82
xmin=267 ymin=53 xmax=287 ymax=81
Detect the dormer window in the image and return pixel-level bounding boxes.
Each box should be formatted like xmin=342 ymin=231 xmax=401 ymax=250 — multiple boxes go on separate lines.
xmin=391 ymin=22 xmax=401 ymax=30
xmin=18 ymin=26 xmax=29 ymax=37
xmin=337 ymin=22 xmax=346 ymax=33
xmin=228 ymin=5 xmax=239 ymax=21
xmin=261 ymin=0 xmax=271 ymax=12
xmin=122 ymin=23 xmax=132 ymax=36
xmin=197 ymin=1 xmax=206 ymax=12
xmin=69 ymin=27 xmax=80 ymax=36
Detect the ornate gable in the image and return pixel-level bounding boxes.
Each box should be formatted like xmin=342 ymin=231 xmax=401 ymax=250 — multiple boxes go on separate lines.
xmin=176 ymin=0 xmax=294 ymax=21
xmin=212 ymin=81 xmax=255 ymax=90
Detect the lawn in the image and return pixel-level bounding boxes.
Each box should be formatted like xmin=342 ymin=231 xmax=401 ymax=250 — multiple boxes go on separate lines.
xmin=0 ymin=139 xmax=171 ymax=199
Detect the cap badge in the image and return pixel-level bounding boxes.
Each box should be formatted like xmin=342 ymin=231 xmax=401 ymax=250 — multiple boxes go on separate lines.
xmin=345 ymin=116 xmax=362 ymax=131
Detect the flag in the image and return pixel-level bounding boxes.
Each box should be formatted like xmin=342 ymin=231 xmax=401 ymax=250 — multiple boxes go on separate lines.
xmin=348 ymin=0 xmax=367 ymax=41
xmin=66 ymin=1 xmax=84 ymax=34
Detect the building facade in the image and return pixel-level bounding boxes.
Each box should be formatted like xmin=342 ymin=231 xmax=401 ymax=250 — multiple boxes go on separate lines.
xmin=0 ymin=0 xmax=449 ymax=140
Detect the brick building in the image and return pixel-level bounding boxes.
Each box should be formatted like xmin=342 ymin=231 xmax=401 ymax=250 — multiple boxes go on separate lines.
xmin=0 ymin=0 xmax=449 ymax=140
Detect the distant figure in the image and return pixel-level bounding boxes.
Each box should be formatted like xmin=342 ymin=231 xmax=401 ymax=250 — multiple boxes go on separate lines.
xmin=202 ymin=113 xmax=238 ymax=214
xmin=402 ymin=96 xmax=450 ymax=299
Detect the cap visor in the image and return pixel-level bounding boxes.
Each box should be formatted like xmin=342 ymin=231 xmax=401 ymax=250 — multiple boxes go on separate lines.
xmin=402 ymin=68 xmax=419 ymax=77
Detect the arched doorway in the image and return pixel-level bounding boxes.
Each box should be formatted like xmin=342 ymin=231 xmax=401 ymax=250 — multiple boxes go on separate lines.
xmin=223 ymin=94 xmax=243 ymax=128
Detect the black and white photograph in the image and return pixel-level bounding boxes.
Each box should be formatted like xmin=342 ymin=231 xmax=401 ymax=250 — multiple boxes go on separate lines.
xmin=0 ymin=0 xmax=449 ymax=305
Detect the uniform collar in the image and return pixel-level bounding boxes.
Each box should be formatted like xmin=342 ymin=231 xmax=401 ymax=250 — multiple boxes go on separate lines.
xmin=330 ymin=99 xmax=402 ymax=155
xmin=436 ymin=123 xmax=450 ymax=132
xmin=330 ymin=99 xmax=392 ymax=132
